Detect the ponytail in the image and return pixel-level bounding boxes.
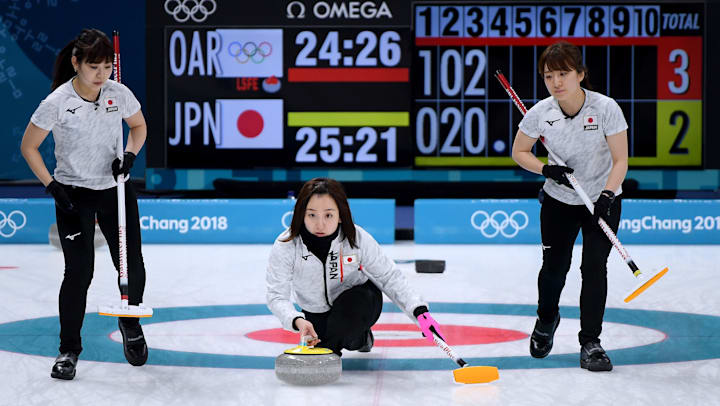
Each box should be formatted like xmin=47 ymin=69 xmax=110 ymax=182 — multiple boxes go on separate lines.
xmin=50 ymin=28 xmax=114 ymax=91
xmin=51 ymin=40 xmax=76 ymax=90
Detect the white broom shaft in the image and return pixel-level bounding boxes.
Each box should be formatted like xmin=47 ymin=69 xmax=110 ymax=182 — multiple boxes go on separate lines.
xmin=495 ymin=71 xmax=635 ymax=266
xmin=431 ymin=329 xmax=466 ymax=367
xmin=117 ymin=178 xmax=128 ymax=305
xmin=117 ymin=170 xmax=127 ymax=277
xmin=113 ymin=31 xmax=129 ymax=307
xmin=116 ymin=117 xmax=128 ymax=304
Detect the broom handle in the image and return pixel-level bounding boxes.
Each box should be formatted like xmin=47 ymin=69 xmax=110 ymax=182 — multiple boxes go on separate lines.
xmin=494 ymin=70 xmax=641 ymax=277
xmin=113 ymin=30 xmax=129 ymax=308
xmin=430 ymin=327 xmax=467 ymax=368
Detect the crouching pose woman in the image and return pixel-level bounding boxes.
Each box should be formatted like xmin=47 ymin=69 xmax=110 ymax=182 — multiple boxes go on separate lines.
xmin=267 ymin=178 xmax=443 ymax=355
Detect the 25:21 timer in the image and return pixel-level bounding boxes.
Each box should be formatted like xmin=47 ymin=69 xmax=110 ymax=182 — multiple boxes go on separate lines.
xmin=289 ymin=29 xmax=407 ymax=165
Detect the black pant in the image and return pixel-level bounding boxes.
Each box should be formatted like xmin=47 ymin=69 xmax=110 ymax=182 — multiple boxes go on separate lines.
xmin=537 ymin=190 xmax=621 ymax=346
xmin=303 ymin=280 xmax=382 ymax=355
xmin=55 ymin=182 xmax=146 ymax=355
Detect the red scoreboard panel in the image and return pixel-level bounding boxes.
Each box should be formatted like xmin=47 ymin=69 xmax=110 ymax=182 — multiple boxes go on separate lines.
xmin=412 ymin=3 xmax=704 ymax=167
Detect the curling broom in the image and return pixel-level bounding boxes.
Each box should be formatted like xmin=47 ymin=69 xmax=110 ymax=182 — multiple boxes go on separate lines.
xmin=368 ymin=273 xmax=498 ymax=383
xmin=429 ymin=326 xmax=499 ymax=384
xmin=98 ymin=30 xmax=152 ymax=318
xmin=494 ymin=70 xmax=668 ymax=303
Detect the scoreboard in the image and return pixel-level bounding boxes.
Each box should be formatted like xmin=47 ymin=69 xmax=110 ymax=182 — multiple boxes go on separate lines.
xmin=146 ymin=1 xmax=704 ymax=169
xmin=147 ymin=0 xmax=412 ymax=168
xmin=413 ymin=2 xmax=703 ymax=167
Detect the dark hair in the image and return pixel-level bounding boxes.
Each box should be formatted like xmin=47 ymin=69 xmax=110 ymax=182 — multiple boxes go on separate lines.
xmin=51 ymin=28 xmax=114 ymax=90
xmin=538 ymin=41 xmax=592 ymax=90
xmin=282 ymin=178 xmax=357 ymax=248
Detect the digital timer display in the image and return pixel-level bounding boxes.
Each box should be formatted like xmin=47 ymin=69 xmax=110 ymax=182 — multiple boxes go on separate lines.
xmin=145 ymin=1 xmax=704 ymax=170
xmin=146 ymin=1 xmax=412 ymax=168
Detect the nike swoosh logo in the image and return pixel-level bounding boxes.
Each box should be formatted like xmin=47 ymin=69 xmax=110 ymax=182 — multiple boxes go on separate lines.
xmin=65 ymin=232 xmax=81 ymax=240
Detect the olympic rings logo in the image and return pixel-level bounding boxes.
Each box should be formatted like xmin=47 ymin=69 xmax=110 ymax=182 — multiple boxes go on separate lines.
xmin=228 ymin=41 xmax=273 ymax=64
xmin=0 ymin=210 xmax=27 ymax=238
xmin=470 ymin=210 xmax=529 ymax=238
xmin=164 ymin=0 xmax=217 ymax=23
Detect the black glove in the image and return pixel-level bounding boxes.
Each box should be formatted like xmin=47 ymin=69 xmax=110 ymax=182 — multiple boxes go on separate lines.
xmin=593 ymin=190 xmax=615 ymax=223
xmin=542 ymin=164 xmax=574 ymax=189
xmin=112 ymin=151 xmax=136 ymax=179
xmin=46 ymin=179 xmax=77 ymax=214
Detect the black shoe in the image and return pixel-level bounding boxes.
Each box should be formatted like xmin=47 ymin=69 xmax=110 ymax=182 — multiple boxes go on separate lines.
xmin=580 ymin=341 xmax=613 ymax=371
xmin=530 ymin=313 xmax=560 ymax=358
xmin=51 ymin=352 xmax=78 ymax=380
xmin=358 ymin=330 xmax=374 ymax=353
xmin=118 ymin=318 xmax=148 ymax=366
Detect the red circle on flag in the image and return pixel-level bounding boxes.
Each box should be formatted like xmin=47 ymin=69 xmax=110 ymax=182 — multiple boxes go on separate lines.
xmin=587 ymin=117 xmax=593 ymax=123
xmin=236 ymin=110 xmax=264 ymax=138
xmin=348 ymin=258 xmax=353 ymax=262
xmin=246 ymin=324 xmax=527 ymax=346
xmin=108 ymin=100 xmax=113 ymax=105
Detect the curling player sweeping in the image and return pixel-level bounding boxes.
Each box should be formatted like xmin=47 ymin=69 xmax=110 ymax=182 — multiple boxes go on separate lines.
xmin=505 ymin=41 xmax=667 ymax=372
xmin=20 ymin=28 xmax=150 ymax=380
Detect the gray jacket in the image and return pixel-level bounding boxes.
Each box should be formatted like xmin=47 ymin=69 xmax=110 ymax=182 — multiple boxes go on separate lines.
xmin=266 ymin=225 xmax=427 ymax=331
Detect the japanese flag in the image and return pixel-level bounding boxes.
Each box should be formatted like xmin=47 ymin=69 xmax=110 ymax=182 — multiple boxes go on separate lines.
xmin=583 ymin=115 xmax=598 ymax=126
xmin=216 ymin=99 xmax=283 ymax=149
xmin=343 ymin=254 xmax=358 ymax=265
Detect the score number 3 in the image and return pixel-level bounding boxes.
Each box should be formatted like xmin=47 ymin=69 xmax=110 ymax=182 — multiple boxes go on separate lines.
xmin=668 ymin=49 xmax=689 ymax=95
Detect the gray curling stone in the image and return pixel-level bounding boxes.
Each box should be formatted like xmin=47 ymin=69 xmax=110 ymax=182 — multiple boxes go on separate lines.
xmin=49 ymin=223 xmax=107 ymax=250
xmin=275 ymin=345 xmax=341 ymax=385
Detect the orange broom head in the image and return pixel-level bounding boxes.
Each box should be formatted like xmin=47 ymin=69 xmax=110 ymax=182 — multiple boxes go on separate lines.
xmin=453 ymin=366 xmax=500 ymax=384
xmin=624 ymin=267 xmax=669 ymax=303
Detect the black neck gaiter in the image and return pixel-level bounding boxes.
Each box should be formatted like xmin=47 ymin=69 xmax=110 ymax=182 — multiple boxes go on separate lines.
xmin=300 ymin=224 xmax=339 ymax=264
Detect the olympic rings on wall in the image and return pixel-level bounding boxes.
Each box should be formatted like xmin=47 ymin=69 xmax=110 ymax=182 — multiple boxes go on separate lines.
xmin=470 ymin=210 xmax=529 ymax=238
xmin=0 ymin=210 xmax=27 ymax=238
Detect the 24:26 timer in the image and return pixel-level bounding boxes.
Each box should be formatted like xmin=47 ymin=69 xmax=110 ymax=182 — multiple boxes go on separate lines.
xmin=294 ymin=30 xmax=402 ymax=67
